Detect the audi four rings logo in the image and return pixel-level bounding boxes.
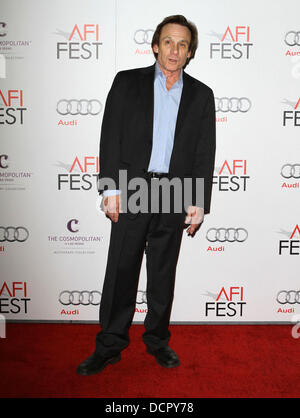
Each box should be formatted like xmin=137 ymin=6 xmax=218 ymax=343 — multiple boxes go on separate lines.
xmin=59 ymin=290 xmax=147 ymax=305
xmin=136 ymin=290 xmax=147 ymax=304
xmin=134 ymin=29 xmax=154 ymax=45
xmin=215 ymin=97 xmax=251 ymax=113
xmin=0 ymin=227 xmax=29 ymax=242
xmin=285 ymin=31 xmax=300 ymax=46
xmin=277 ymin=291 xmax=300 ymax=304
xmin=281 ymin=164 xmax=300 ymax=178
xmin=59 ymin=290 xmax=102 ymax=306
xmin=56 ymin=99 xmax=102 ymax=116
xmin=206 ymin=228 xmax=248 ymax=242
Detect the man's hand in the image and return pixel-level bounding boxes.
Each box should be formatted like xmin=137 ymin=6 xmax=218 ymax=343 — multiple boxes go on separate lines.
xmin=103 ymin=195 xmax=122 ymax=222
xmin=184 ymin=206 xmax=204 ymax=237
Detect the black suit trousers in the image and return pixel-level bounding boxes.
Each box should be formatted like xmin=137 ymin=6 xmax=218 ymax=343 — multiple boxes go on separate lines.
xmin=95 ymin=190 xmax=186 ymax=356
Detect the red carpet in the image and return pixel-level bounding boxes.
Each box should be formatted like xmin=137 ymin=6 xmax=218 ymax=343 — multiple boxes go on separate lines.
xmin=0 ymin=323 xmax=299 ymax=398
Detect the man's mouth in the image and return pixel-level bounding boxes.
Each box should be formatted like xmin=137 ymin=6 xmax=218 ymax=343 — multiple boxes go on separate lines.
xmin=168 ymin=58 xmax=178 ymax=63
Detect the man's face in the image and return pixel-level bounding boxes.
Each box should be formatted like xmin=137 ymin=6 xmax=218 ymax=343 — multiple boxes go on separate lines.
xmin=153 ymin=23 xmax=192 ymax=73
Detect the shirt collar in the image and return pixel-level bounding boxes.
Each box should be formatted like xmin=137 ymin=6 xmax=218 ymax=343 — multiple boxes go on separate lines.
xmin=155 ymin=61 xmax=183 ymax=87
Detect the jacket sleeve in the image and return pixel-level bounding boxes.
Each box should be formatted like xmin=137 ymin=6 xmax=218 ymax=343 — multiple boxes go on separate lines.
xmin=192 ymin=89 xmax=216 ymax=214
xmin=97 ymin=72 xmax=124 ymax=195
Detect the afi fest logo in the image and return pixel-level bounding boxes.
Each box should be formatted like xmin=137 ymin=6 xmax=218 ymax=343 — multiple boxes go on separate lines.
xmin=56 ymin=24 xmax=102 ymax=60
xmin=209 ymin=26 xmax=253 ymax=59
xmin=57 ymin=156 xmax=99 ymax=191
xmin=0 ymin=90 xmax=27 ymax=125
xmin=278 ymin=224 xmax=300 ymax=255
xmin=213 ymin=159 xmax=249 ymax=192
xmin=0 ymin=282 xmax=30 ymax=314
xmin=282 ymin=98 xmax=300 ymax=126
xmin=205 ymin=286 xmax=246 ymax=317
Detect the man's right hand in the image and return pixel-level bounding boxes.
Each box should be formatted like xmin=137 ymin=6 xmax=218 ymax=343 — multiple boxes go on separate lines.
xmin=103 ymin=195 xmax=122 ymax=222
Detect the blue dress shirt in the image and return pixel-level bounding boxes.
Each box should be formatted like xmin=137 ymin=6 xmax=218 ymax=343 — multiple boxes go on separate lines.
xmin=103 ymin=62 xmax=183 ymax=197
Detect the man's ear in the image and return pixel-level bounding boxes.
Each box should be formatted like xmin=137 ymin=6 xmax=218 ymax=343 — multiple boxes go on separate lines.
xmin=153 ymin=44 xmax=159 ymax=54
xmin=187 ymin=50 xmax=191 ymax=59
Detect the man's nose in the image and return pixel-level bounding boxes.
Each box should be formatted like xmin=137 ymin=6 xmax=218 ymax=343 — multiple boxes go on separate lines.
xmin=171 ymin=47 xmax=179 ymax=55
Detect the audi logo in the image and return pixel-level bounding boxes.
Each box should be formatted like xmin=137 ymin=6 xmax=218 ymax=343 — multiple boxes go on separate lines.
xmin=134 ymin=29 xmax=154 ymax=45
xmin=136 ymin=290 xmax=147 ymax=305
xmin=215 ymin=97 xmax=251 ymax=113
xmin=281 ymin=164 xmax=300 ymax=179
xmin=59 ymin=290 xmax=147 ymax=306
xmin=56 ymin=99 xmax=102 ymax=116
xmin=59 ymin=290 xmax=102 ymax=306
xmin=277 ymin=290 xmax=300 ymax=304
xmin=285 ymin=31 xmax=300 ymax=46
xmin=0 ymin=227 xmax=29 ymax=242
xmin=206 ymin=228 xmax=248 ymax=242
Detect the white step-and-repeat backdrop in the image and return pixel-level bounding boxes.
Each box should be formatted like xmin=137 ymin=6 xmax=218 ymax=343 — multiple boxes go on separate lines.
xmin=1 ymin=0 xmax=299 ymax=323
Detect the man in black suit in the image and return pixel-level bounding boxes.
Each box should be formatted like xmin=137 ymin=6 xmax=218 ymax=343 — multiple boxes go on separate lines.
xmin=77 ymin=15 xmax=216 ymax=376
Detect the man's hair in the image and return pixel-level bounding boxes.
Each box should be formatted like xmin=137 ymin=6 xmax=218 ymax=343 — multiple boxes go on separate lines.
xmin=151 ymin=15 xmax=198 ymax=67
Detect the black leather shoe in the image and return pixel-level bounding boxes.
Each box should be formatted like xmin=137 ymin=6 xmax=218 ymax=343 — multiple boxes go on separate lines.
xmin=146 ymin=346 xmax=180 ymax=368
xmin=76 ymin=352 xmax=121 ymax=376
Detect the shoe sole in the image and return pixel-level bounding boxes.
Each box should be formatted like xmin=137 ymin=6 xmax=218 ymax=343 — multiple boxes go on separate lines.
xmin=76 ymin=353 xmax=121 ymax=376
xmin=146 ymin=349 xmax=180 ymax=368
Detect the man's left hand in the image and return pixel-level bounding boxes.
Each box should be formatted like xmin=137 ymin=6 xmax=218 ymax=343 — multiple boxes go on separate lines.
xmin=184 ymin=206 xmax=204 ymax=237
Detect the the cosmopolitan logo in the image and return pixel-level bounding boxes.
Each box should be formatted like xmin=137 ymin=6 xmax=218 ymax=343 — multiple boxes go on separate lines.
xmin=56 ymin=24 xmax=102 ymax=60
xmin=0 ymin=90 xmax=27 ymax=125
xmin=282 ymin=98 xmax=300 ymax=126
xmin=56 ymin=99 xmax=103 ymax=127
xmin=215 ymin=97 xmax=252 ymax=123
xmin=204 ymin=286 xmax=246 ymax=317
xmin=0 ymin=22 xmax=32 ymax=59
xmin=134 ymin=29 xmax=154 ymax=55
xmin=57 ymin=156 xmax=99 ymax=191
xmin=48 ymin=218 xmax=104 ymax=255
xmin=0 ymin=22 xmax=7 ymax=37
xmin=213 ymin=160 xmax=249 ymax=192
xmin=0 ymin=282 xmax=30 ymax=314
xmin=206 ymin=227 xmax=248 ymax=252
xmin=0 ymin=155 xmax=33 ymax=191
xmin=278 ymin=225 xmax=300 ymax=255
xmin=285 ymin=31 xmax=300 ymax=57
xmin=281 ymin=163 xmax=300 ymax=189
xmin=209 ymin=26 xmax=253 ymax=59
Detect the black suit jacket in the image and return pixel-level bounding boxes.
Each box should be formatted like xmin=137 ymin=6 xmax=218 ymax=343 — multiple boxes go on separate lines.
xmin=98 ymin=63 xmax=216 ymax=214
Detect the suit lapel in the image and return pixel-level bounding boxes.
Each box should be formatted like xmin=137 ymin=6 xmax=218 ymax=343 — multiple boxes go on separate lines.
xmin=174 ymin=71 xmax=195 ymax=141
xmin=139 ymin=64 xmax=155 ymax=144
